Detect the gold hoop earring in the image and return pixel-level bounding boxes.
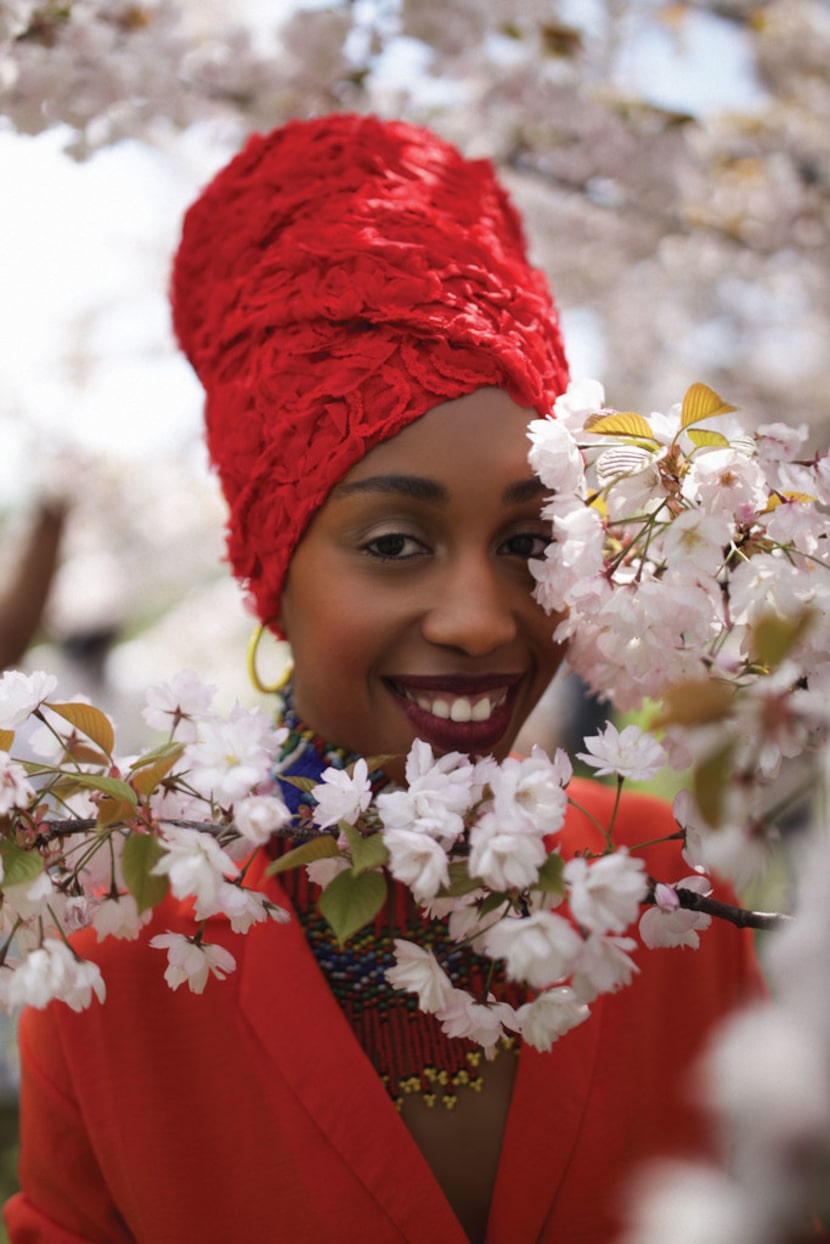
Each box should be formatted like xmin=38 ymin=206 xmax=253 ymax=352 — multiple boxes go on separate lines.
xmin=247 ymin=623 xmax=293 ymax=695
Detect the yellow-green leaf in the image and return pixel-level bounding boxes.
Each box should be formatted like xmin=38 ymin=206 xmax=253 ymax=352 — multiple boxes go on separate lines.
xmin=0 ymin=730 xmax=14 ymax=753
xmin=68 ymin=773 xmax=137 ymax=805
xmin=693 ymin=743 xmax=736 ymax=828
xmin=0 ymin=841 xmax=44 ymax=888
xmin=586 ymin=412 xmax=657 ymax=442
xmin=763 ymin=491 xmax=817 ymax=512
xmin=121 ymin=832 xmax=169 ymax=914
xmin=749 ymin=609 xmax=815 ymax=670
xmin=266 ymin=835 xmax=340 ymax=876
xmin=318 ymin=868 xmax=387 ymax=944
xmin=654 ymin=679 xmax=735 ymax=728
xmin=686 ymin=429 xmax=731 ymax=449
xmin=97 ymin=796 xmax=138 ymax=830
xmin=47 ymin=702 xmax=115 ymax=756
xmin=67 ymin=743 xmax=111 ymax=766
xmin=681 ymin=382 xmax=737 ymax=429
xmin=130 ymin=744 xmax=185 ymax=796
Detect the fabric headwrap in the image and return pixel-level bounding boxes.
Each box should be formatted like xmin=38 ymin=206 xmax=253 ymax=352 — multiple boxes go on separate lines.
xmin=171 ymin=113 xmax=569 ymax=626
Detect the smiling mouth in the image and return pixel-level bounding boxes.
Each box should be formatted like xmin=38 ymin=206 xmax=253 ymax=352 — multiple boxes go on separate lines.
xmin=384 ymin=675 xmax=523 ymax=753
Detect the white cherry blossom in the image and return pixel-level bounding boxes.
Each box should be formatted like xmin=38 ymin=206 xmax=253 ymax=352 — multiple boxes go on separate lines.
xmin=484 ymin=911 xmax=583 ymax=989
xmin=386 ymin=940 xmax=454 ymax=1014
xmin=0 ymin=669 xmax=58 ymax=730
xmin=311 ymin=760 xmax=372 ymax=830
xmin=142 ymin=669 xmax=217 ymax=742
xmin=577 ymin=722 xmax=665 ymax=782
xmin=515 ymin=986 xmax=590 ymax=1052
xmin=151 ymin=826 xmax=239 ymax=912
xmin=571 ymin=933 xmax=639 ymax=1002
xmin=233 ymin=792 xmax=292 ymax=845
xmin=0 ymin=752 xmax=35 ymax=815
xmin=383 ymin=828 xmax=450 ymax=901
xmin=468 ymin=809 xmax=548 ymax=891
xmin=564 ymin=850 xmax=648 ymax=934
xmin=639 ymin=877 xmax=712 ymax=949
xmin=150 ymin=932 xmax=237 ymax=994
xmin=184 ymin=705 xmax=279 ymax=806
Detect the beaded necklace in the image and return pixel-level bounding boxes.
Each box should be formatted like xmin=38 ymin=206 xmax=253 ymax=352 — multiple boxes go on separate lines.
xmin=272 ymin=691 xmax=525 ymax=1111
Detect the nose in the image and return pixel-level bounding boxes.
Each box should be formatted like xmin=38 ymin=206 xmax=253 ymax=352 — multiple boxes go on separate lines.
xmin=420 ymin=554 xmax=518 ymax=656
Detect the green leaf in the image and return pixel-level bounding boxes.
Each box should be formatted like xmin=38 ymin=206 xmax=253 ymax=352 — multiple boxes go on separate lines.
xmin=69 ymin=773 xmax=138 ymax=805
xmin=266 ymin=835 xmax=340 ymax=876
xmin=534 ymin=851 xmax=566 ymax=895
xmin=280 ymin=776 xmax=319 ymax=795
xmin=0 ymin=841 xmax=44 ymax=889
xmin=749 ymin=609 xmax=815 ymax=670
xmin=121 ymin=833 xmax=170 ymax=914
xmin=681 ymin=382 xmax=736 ymax=429
xmin=440 ymin=860 xmax=484 ymax=898
xmin=693 ymin=743 xmax=736 ymax=828
xmin=479 ymin=891 xmax=509 ymax=919
xmin=339 ymin=821 xmax=389 ymax=873
xmin=96 ymin=795 xmax=138 ymax=830
xmin=686 ymin=429 xmax=730 ymax=449
xmin=318 ymin=868 xmax=387 ymax=944
xmin=655 ymin=679 xmax=734 ymax=728
xmin=46 ymin=702 xmax=115 ymax=756
xmin=0 ymin=730 xmax=14 ymax=753
xmin=585 ymin=412 xmax=657 ymax=442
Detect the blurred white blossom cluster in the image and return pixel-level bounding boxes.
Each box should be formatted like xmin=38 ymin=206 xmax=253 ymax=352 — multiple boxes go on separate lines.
xmin=530 ymin=377 xmax=830 ymax=886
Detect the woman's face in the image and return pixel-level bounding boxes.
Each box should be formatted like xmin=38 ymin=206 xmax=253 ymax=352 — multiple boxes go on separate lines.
xmin=280 ymin=387 xmax=567 ymax=782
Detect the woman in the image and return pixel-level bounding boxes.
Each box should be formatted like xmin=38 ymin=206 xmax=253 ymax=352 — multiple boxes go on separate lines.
xmin=6 ymin=114 xmax=761 ymax=1244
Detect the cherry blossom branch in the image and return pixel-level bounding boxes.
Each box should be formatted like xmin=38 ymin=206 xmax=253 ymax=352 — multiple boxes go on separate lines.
xmin=672 ymin=886 xmax=792 ymax=933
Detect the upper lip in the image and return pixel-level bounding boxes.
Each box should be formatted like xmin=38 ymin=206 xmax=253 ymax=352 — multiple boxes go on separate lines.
xmin=385 ymin=673 xmax=523 ymax=695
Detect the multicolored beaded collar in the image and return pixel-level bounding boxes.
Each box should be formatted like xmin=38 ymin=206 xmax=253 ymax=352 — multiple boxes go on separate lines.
xmin=271 ymin=690 xmax=525 ymax=1111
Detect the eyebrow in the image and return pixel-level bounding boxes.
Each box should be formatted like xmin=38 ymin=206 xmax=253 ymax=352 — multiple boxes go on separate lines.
xmin=333 ymin=473 xmax=549 ymax=506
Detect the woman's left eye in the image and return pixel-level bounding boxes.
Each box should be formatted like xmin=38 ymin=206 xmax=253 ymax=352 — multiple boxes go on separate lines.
xmin=501 ymin=532 xmax=549 ymax=560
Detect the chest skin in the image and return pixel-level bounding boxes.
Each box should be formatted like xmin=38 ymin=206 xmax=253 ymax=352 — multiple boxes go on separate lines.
xmin=401 ymin=1052 xmax=519 ymax=1243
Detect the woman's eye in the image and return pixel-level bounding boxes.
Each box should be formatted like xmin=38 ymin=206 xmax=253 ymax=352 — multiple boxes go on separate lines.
xmin=502 ymin=532 xmax=549 ymax=560
xmin=362 ymin=532 xmax=426 ymax=560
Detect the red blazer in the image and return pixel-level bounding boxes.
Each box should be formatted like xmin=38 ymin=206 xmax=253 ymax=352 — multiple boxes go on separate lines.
xmin=6 ymin=780 xmax=763 ymax=1243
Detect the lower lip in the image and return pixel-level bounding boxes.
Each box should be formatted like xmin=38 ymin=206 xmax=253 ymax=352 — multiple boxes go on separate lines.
xmin=386 ymin=682 xmax=521 ymax=756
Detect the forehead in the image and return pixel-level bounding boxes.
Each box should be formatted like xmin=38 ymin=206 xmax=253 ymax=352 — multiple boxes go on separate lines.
xmin=342 ymin=387 xmax=537 ymax=485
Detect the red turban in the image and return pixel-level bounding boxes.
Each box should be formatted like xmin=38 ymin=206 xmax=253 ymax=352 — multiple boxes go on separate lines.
xmin=171 ymin=113 xmax=569 ymax=625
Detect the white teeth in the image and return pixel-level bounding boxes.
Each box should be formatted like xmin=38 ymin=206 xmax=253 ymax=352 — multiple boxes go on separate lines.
xmin=400 ymin=685 xmax=509 ymax=724
xmin=471 ymin=697 xmax=492 ymax=722
xmin=450 ymin=697 xmax=472 ymax=723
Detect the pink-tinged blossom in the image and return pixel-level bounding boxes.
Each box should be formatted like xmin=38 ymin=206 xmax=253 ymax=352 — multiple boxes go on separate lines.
xmin=640 ymin=877 xmax=712 ymax=949
xmin=681 ymin=447 xmax=767 ymax=519
xmin=151 ymin=826 xmax=239 ymax=912
xmin=150 ymin=932 xmax=236 ymax=994
xmin=6 ymin=941 xmax=105 ymax=1012
xmin=468 ymin=810 xmax=548 ymax=891
xmin=0 ymin=669 xmax=57 ymax=730
xmin=436 ymin=988 xmax=519 ymax=1057
xmin=0 ymin=752 xmax=35 ymax=816
xmin=551 ymin=378 xmax=607 ymax=433
xmin=386 ymin=940 xmax=454 ymax=1013
xmin=571 ymin=933 xmax=639 ymax=1002
xmin=488 ymin=746 xmax=570 ymax=837
xmin=377 ymin=742 xmax=476 ymax=847
xmin=305 ymin=857 xmax=350 ymax=889
xmin=531 ymin=505 xmax=606 ymax=616
xmin=484 ymin=911 xmax=583 ymax=990
xmin=311 ymin=759 xmax=372 ymax=829
xmin=92 ymin=894 xmax=152 ymax=942
xmin=233 ymin=792 xmax=292 ymax=845
xmin=660 ymin=509 xmax=732 ymax=579
xmin=384 ymin=828 xmax=450 ymax=901
xmin=515 ymin=986 xmax=590 ymax=1052
xmin=526 ymin=415 xmax=585 ymax=494
xmin=565 ymin=850 xmax=648 ymax=934
xmin=202 ymin=881 xmax=290 ymax=933
xmin=577 ymin=722 xmax=665 ymax=782
xmin=183 ymin=705 xmax=280 ymax=806
xmin=142 ymin=669 xmax=216 ymax=742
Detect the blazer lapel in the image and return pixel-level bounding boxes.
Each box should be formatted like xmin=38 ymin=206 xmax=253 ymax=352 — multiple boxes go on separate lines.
xmin=487 ymin=996 xmax=605 ymax=1243
xmin=236 ymin=854 xmax=468 ymax=1244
